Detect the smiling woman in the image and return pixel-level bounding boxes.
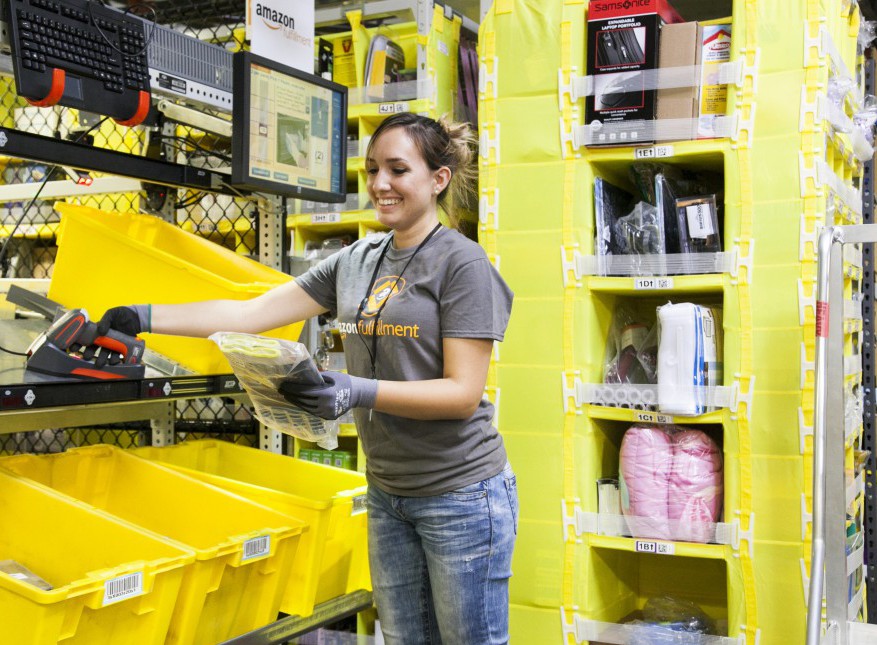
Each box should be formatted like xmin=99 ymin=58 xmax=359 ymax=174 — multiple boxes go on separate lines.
xmin=93 ymin=112 xmax=516 ymax=645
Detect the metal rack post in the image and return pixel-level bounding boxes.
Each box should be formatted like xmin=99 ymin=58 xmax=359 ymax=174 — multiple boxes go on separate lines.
xmin=807 ymin=225 xmax=877 ymax=645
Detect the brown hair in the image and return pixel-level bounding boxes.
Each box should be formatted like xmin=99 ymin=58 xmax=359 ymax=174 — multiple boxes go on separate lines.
xmin=366 ymin=113 xmax=477 ymax=228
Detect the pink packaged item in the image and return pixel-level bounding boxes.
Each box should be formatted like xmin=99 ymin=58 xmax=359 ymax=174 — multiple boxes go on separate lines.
xmin=618 ymin=424 xmax=723 ymax=543
xmin=619 ymin=425 xmax=674 ymax=540
xmin=668 ymin=430 xmax=723 ymax=542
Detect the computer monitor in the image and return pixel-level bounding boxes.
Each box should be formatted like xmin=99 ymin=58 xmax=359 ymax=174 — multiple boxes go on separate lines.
xmin=231 ymin=51 xmax=348 ymax=203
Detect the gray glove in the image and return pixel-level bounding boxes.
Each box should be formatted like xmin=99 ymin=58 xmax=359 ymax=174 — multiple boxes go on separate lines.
xmin=279 ymin=371 xmax=378 ymax=420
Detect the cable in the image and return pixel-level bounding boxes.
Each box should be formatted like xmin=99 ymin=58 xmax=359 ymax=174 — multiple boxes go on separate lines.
xmin=161 ymin=135 xmax=233 ymax=162
xmin=0 ymin=116 xmax=110 ymax=276
xmin=86 ymin=0 xmax=157 ymax=59
xmin=0 ymin=343 xmax=29 ymax=357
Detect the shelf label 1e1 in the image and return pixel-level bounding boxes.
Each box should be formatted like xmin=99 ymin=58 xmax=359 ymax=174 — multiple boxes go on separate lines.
xmin=635 ymin=540 xmax=675 ymax=555
xmin=634 ymin=277 xmax=674 ymax=290
xmin=634 ymin=145 xmax=674 ymax=160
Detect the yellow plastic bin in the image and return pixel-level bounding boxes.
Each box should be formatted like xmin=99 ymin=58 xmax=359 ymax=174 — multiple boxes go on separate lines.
xmin=132 ymin=440 xmax=370 ymax=617
xmin=48 ymin=202 xmax=304 ymax=374
xmin=0 ymin=467 xmax=194 ymax=645
xmin=0 ymin=445 xmax=307 ymax=645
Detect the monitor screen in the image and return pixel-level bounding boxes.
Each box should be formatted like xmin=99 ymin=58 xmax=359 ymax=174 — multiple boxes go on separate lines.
xmin=231 ymin=51 xmax=348 ymax=203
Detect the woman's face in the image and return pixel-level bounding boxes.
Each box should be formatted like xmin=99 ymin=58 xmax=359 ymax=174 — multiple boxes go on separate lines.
xmin=366 ymin=127 xmax=446 ymax=233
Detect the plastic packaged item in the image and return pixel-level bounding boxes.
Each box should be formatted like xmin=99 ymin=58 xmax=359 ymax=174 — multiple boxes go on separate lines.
xmin=667 ymin=429 xmax=723 ymax=542
xmin=618 ymin=425 xmax=674 ymax=540
xmin=595 ymin=177 xmax=635 ymax=266
xmin=656 ymin=303 xmax=723 ymax=416
xmin=625 ymin=595 xmax=716 ymax=643
xmin=613 ymin=201 xmax=666 ymax=256
xmin=619 ymin=425 xmax=723 ymax=543
xmin=365 ymin=34 xmax=406 ymax=102
xmin=211 ymin=332 xmax=339 ymax=449
xmin=603 ymin=306 xmax=658 ymax=386
xmin=675 ymin=194 xmax=721 ymax=254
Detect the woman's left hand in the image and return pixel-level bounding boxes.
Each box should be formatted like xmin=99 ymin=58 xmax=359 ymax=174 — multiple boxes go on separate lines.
xmin=279 ymin=371 xmax=378 ymax=420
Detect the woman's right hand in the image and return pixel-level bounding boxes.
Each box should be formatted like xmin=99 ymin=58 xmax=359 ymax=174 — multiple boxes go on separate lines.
xmin=96 ymin=305 xmax=149 ymax=337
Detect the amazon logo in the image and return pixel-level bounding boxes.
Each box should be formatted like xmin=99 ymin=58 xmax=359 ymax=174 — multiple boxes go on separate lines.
xmin=255 ymin=3 xmax=295 ymax=31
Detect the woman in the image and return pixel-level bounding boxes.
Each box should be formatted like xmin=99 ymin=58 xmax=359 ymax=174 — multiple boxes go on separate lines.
xmin=98 ymin=112 xmax=516 ymax=644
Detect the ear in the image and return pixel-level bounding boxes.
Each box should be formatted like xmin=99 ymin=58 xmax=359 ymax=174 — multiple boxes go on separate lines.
xmin=433 ymin=167 xmax=451 ymax=195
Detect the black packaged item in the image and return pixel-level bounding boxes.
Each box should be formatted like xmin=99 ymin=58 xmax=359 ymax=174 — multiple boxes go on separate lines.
xmin=613 ymin=201 xmax=665 ymax=256
xmin=676 ymin=195 xmax=721 ymax=253
xmin=586 ymin=0 xmax=683 ymax=132
xmin=318 ymin=39 xmax=334 ymax=81
xmin=655 ymin=173 xmax=682 ymax=254
xmin=595 ymin=177 xmax=635 ymax=262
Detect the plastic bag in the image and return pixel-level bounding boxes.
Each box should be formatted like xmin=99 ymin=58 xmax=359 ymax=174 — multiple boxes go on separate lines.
xmin=613 ymin=201 xmax=666 ymax=256
xmin=604 ymin=306 xmax=658 ymax=385
xmin=210 ymin=332 xmax=339 ymax=449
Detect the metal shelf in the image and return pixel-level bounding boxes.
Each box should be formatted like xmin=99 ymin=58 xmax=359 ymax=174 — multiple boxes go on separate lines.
xmin=219 ymin=590 xmax=373 ymax=645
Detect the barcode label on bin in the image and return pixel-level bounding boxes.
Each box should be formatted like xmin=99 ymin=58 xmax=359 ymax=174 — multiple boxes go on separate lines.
xmin=103 ymin=572 xmax=143 ymax=606
xmin=242 ymin=535 xmax=270 ymax=561
xmin=351 ymin=495 xmax=367 ymax=516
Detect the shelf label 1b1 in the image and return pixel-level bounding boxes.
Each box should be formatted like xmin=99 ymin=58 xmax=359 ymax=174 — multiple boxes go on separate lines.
xmin=634 ymin=145 xmax=674 ymax=160
xmin=634 ymin=277 xmax=674 ymax=290
xmin=635 ymin=540 xmax=675 ymax=555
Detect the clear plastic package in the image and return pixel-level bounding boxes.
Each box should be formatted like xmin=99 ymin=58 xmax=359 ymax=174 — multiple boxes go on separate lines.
xmin=675 ymin=194 xmax=721 ymax=254
xmin=603 ymin=306 xmax=658 ymax=386
xmin=210 ymin=332 xmax=339 ymax=449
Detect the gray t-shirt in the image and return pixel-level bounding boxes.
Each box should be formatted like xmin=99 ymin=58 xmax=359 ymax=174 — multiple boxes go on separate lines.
xmin=295 ymin=226 xmax=513 ymax=496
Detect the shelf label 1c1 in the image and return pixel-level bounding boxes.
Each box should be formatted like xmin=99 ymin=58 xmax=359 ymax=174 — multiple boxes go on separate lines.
xmin=635 ymin=540 xmax=675 ymax=555
xmin=634 ymin=145 xmax=674 ymax=160
xmin=378 ymin=102 xmax=410 ymax=114
xmin=311 ymin=213 xmax=341 ymax=224
xmin=634 ymin=277 xmax=674 ymax=290
xmin=635 ymin=411 xmax=674 ymax=424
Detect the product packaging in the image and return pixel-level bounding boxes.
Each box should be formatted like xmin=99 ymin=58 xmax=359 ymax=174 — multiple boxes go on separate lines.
xmin=675 ymin=194 xmax=721 ymax=254
xmin=604 ymin=305 xmax=658 ymax=386
xmin=365 ymin=34 xmax=406 ymax=102
xmin=656 ymin=21 xmax=701 ymax=139
xmin=586 ymin=0 xmax=683 ymax=134
xmin=618 ymin=424 xmax=723 ymax=542
xmin=697 ymin=23 xmax=732 ymax=138
xmin=656 ymin=302 xmax=723 ymax=416
xmin=210 ymin=332 xmax=340 ymax=449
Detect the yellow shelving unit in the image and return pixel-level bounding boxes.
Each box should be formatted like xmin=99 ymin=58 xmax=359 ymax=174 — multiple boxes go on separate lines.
xmin=478 ymin=0 xmax=866 ymax=642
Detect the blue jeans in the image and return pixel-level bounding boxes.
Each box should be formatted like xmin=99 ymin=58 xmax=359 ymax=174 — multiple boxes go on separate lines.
xmin=367 ymin=462 xmax=518 ymax=645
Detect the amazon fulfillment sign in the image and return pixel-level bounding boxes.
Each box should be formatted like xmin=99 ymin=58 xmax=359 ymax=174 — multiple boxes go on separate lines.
xmin=247 ymin=1 xmax=314 ymax=73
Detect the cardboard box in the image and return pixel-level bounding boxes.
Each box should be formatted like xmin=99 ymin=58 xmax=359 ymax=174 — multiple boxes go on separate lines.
xmin=656 ymin=21 xmax=701 ymax=139
xmin=697 ymin=23 xmax=732 ymax=138
xmin=586 ymin=0 xmax=683 ymax=132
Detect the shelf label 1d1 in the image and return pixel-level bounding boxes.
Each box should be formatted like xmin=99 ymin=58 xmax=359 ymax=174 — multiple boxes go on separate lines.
xmin=635 ymin=540 xmax=675 ymax=555
xmin=378 ymin=102 xmax=410 ymax=114
xmin=635 ymin=411 xmax=674 ymax=424
xmin=634 ymin=145 xmax=674 ymax=160
xmin=311 ymin=213 xmax=341 ymax=224
xmin=634 ymin=277 xmax=674 ymax=290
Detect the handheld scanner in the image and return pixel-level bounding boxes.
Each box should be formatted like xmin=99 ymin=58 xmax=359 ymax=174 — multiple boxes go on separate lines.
xmin=44 ymin=308 xmax=145 ymax=364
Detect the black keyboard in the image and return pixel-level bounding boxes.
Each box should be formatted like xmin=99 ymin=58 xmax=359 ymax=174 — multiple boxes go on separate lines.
xmin=6 ymin=0 xmax=151 ymax=126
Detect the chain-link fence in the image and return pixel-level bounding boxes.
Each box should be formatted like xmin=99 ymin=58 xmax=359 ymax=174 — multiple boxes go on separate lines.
xmin=0 ymin=0 xmax=263 ymax=454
